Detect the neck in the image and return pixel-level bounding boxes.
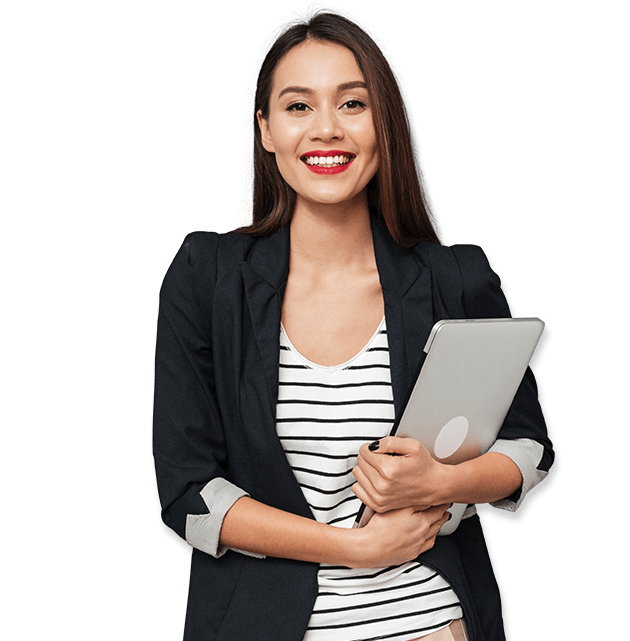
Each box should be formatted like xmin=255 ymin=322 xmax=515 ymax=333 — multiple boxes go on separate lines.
xmin=289 ymin=194 xmax=375 ymax=272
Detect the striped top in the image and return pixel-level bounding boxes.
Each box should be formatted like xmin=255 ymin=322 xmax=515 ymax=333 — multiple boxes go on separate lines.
xmin=276 ymin=318 xmax=462 ymax=641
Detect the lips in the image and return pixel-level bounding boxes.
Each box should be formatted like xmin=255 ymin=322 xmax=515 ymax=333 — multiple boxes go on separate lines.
xmin=301 ymin=150 xmax=356 ymax=175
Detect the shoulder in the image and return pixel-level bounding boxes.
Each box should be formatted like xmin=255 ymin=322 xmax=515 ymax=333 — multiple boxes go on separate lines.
xmin=411 ymin=242 xmax=495 ymax=286
xmin=451 ymin=244 xmax=509 ymax=318
xmin=416 ymin=241 xmax=497 ymax=281
xmin=413 ymin=242 xmax=509 ymax=318
xmin=168 ymin=230 xmax=255 ymax=276
xmin=412 ymin=241 xmax=490 ymax=271
xmin=448 ymin=245 xmax=503 ymax=310
xmin=160 ymin=230 xmax=254 ymax=301
xmin=177 ymin=229 xmax=254 ymax=264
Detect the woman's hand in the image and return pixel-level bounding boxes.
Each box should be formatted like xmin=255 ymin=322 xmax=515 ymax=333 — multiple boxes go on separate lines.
xmin=352 ymin=436 xmax=445 ymax=512
xmin=352 ymin=436 xmax=525 ymax=513
xmin=356 ymin=503 xmax=451 ymax=568
xmin=219 ymin=495 xmax=449 ymax=570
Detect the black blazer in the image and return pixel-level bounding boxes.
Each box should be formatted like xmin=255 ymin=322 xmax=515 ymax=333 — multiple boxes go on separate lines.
xmin=153 ymin=215 xmax=553 ymax=641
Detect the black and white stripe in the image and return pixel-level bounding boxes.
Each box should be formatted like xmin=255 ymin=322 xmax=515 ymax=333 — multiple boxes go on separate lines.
xmin=276 ymin=318 xmax=462 ymax=641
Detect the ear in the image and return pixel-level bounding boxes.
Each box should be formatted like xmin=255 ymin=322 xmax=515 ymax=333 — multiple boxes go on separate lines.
xmin=257 ymin=110 xmax=275 ymax=153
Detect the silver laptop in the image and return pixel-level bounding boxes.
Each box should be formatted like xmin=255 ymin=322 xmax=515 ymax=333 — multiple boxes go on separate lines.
xmin=354 ymin=317 xmax=544 ymax=534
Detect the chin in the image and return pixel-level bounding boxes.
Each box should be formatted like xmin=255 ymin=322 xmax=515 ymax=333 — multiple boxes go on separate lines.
xmin=303 ymin=193 xmax=360 ymax=207
xmin=298 ymin=183 xmax=369 ymax=206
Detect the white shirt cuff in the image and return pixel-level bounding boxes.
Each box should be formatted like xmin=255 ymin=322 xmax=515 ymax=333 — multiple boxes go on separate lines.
xmin=488 ymin=438 xmax=548 ymax=511
xmin=185 ymin=477 xmax=265 ymax=558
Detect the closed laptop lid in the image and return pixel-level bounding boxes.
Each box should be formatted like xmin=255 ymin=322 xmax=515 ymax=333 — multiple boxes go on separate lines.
xmin=395 ymin=318 xmax=544 ymax=465
xmin=354 ymin=317 xmax=544 ymax=532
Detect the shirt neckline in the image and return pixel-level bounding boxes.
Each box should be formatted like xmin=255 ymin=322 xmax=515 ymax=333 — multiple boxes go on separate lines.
xmin=280 ymin=316 xmax=386 ymax=372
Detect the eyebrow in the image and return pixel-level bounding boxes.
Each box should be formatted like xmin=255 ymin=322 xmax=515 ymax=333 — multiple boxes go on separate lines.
xmin=277 ymin=80 xmax=367 ymax=99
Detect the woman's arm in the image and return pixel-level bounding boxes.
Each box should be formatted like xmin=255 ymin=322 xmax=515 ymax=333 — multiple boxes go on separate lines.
xmin=438 ymin=451 xmax=523 ymax=504
xmin=219 ymin=494 xmax=451 ymax=568
xmin=352 ymin=436 xmax=522 ymax=512
xmin=154 ymin=233 xmax=238 ymax=555
xmin=154 ymin=234 xmax=449 ymax=565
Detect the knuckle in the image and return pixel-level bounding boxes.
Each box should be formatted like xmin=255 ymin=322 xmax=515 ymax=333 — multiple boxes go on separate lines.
xmin=365 ymin=490 xmax=385 ymax=512
xmin=381 ymin=436 xmax=393 ymax=448
xmin=381 ymin=459 xmax=400 ymax=482
xmin=374 ymin=477 xmax=390 ymax=495
xmin=381 ymin=466 xmax=394 ymax=483
xmin=372 ymin=497 xmax=386 ymax=512
xmin=372 ymin=485 xmax=385 ymax=500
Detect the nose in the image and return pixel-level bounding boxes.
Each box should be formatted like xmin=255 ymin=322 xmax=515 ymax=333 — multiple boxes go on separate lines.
xmin=308 ymin=107 xmax=343 ymax=142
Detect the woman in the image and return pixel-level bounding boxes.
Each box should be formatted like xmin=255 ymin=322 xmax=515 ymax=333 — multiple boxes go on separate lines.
xmin=153 ymin=12 xmax=553 ymax=641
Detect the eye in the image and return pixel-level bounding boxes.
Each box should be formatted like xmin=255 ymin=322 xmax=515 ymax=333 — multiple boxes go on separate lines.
xmin=286 ymin=102 xmax=311 ymax=112
xmin=342 ymin=99 xmax=367 ymax=111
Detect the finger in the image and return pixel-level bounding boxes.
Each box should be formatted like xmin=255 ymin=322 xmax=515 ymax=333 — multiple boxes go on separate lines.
xmin=408 ymin=505 xmax=443 ymax=526
xmin=409 ymin=503 xmax=434 ymax=513
xmin=426 ymin=511 xmax=451 ymax=538
xmin=358 ymin=443 xmax=403 ymax=481
xmin=350 ymin=480 xmax=368 ymax=504
xmin=416 ymin=510 xmax=450 ymax=554
xmin=351 ymin=467 xmax=382 ymax=511
xmin=357 ymin=446 xmax=385 ymax=485
xmin=419 ymin=523 xmax=444 ymax=554
xmin=351 ymin=464 xmax=373 ymax=491
xmin=372 ymin=435 xmax=420 ymax=456
xmin=379 ymin=436 xmax=424 ymax=456
xmin=417 ymin=503 xmax=450 ymax=523
xmin=353 ymin=462 xmax=398 ymax=512
xmin=425 ymin=512 xmax=451 ymax=547
xmin=351 ymin=479 xmax=387 ymax=514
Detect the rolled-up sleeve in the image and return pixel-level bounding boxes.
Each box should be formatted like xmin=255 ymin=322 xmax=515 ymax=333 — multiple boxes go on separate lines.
xmin=153 ymin=233 xmax=260 ymax=558
xmin=488 ymin=438 xmax=548 ymax=510
xmin=186 ymin=478 xmax=263 ymax=558
xmin=452 ymin=244 xmax=554 ymax=511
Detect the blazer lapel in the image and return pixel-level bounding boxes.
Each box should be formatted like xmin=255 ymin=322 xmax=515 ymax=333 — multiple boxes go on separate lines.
xmin=371 ymin=215 xmax=435 ymax=415
xmin=240 ymin=228 xmax=318 ymax=518
xmin=237 ymin=217 xmax=438 ymax=518
xmin=240 ymin=215 xmax=438 ymax=424
xmin=240 ymin=225 xmax=291 ymax=413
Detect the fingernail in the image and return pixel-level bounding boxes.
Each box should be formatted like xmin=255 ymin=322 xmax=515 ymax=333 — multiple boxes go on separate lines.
xmin=368 ymin=440 xmax=380 ymax=451
xmin=447 ymin=513 xmax=452 ymax=521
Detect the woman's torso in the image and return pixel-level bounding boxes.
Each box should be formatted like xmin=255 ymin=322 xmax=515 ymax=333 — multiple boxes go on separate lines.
xmin=276 ymin=317 xmax=462 ymax=641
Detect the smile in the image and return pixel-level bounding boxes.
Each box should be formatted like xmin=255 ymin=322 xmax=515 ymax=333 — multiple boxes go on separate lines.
xmin=301 ymin=150 xmax=355 ymax=175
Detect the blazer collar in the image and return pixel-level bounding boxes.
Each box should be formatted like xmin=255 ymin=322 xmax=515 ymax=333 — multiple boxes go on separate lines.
xmin=242 ymin=223 xmax=291 ymax=291
xmin=239 ymin=225 xmax=289 ymax=408
xmin=241 ymin=213 xmax=424 ymax=295
xmin=370 ymin=214 xmax=434 ymax=413
xmin=370 ymin=213 xmax=423 ymax=297
xmin=240 ymin=213 xmax=434 ymax=414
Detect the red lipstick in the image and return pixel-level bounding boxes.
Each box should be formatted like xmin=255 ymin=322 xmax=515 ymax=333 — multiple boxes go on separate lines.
xmin=301 ymin=150 xmax=355 ymax=175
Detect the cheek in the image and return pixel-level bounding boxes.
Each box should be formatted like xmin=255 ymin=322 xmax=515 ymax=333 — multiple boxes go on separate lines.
xmin=365 ymin=129 xmax=378 ymax=158
xmin=268 ymin=118 xmax=303 ymax=157
xmin=350 ymin=122 xmax=378 ymax=159
xmin=354 ymin=125 xmax=379 ymax=168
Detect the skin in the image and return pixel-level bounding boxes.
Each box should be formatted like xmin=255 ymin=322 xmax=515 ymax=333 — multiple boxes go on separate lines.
xmin=257 ymin=40 xmax=379 ymax=214
xmin=220 ymin=40 xmax=522 ymax=568
xmin=257 ymin=40 xmax=383 ymax=366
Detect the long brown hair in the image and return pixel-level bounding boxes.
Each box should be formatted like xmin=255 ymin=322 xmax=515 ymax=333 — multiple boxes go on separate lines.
xmin=237 ymin=12 xmax=440 ymax=247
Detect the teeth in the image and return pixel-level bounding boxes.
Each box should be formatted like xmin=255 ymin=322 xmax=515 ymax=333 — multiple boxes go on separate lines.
xmin=304 ymin=155 xmax=352 ymax=166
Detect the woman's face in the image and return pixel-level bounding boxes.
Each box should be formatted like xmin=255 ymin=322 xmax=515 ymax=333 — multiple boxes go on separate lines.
xmin=258 ymin=39 xmax=379 ymax=210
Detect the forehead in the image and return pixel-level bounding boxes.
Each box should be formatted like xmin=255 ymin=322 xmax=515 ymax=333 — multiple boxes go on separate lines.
xmin=271 ymin=40 xmax=366 ymax=97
